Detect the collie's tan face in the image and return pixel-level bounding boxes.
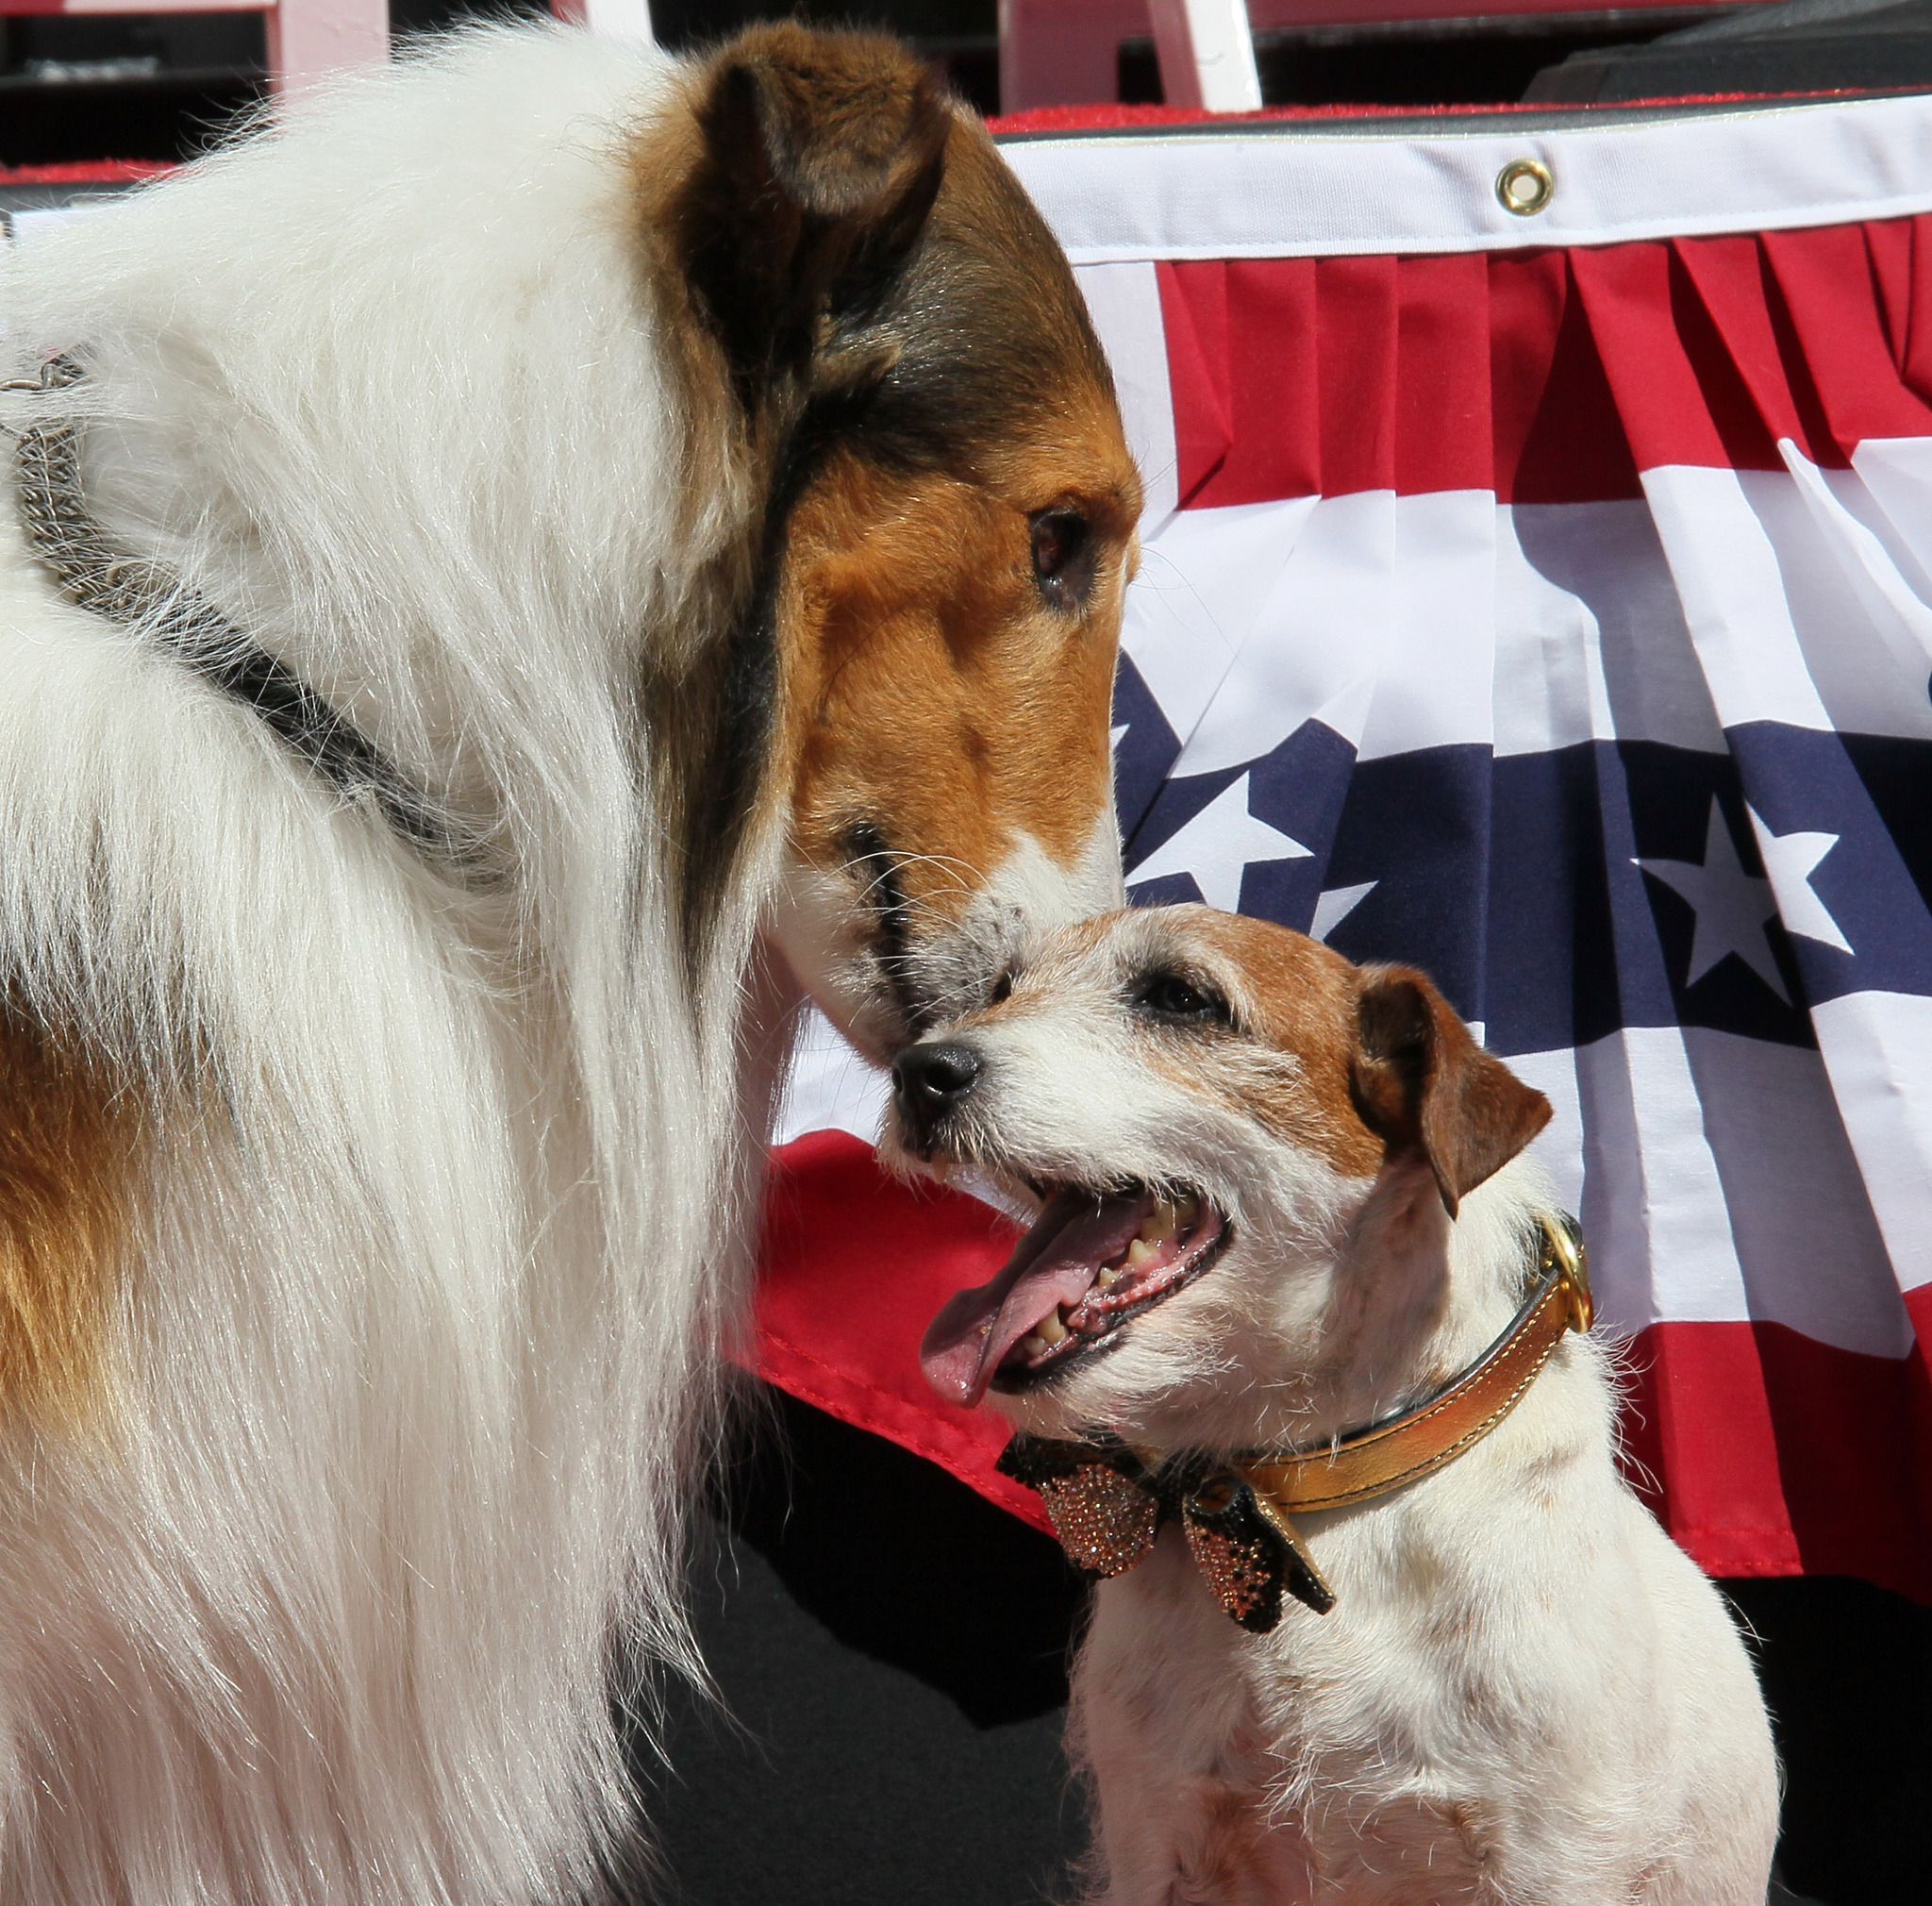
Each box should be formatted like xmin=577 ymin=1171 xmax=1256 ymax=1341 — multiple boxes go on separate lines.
xmin=644 ymin=26 xmax=1139 ymax=1057
xmin=769 ymin=406 xmax=1138 ymax=1058
xmin=889 ymin=907 xmax=1550 ymax=1446
xmin=759 ymin=116 xmax=1141 ymax=1059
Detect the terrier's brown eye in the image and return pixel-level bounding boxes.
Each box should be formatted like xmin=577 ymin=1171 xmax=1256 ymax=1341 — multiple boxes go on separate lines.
xmin=1029 ymin=508 xmax=1093 ymax=610
xmin=988 ymin=967 xmax=1014 ymax=1007
xmin=1131 ymin=971 xmax=1230 ymax=1027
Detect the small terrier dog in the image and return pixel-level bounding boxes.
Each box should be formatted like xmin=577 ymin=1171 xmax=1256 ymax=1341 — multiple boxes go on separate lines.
xmin=891 ymin=905 xmax=1777 ymax=1906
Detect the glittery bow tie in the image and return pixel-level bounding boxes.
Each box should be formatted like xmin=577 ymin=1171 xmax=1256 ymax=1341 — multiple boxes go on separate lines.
xmin=995 ymin=1437 xmax=1336 ymax=1633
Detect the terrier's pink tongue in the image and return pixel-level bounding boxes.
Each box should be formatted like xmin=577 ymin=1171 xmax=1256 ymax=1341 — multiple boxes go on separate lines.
xmin=919 ymin=1187 xmax=1151 ymax=1408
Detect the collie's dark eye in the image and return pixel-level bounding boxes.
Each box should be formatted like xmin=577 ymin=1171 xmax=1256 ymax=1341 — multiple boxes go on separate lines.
xmin=1029 ymin=508 xmax=1094 ymax=610
xmin=1131 ymin=970 xmax=1231 ymax=1027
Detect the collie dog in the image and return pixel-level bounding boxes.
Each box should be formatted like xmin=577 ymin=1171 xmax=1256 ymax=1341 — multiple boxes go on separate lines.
xmin=894 ymin=907 xmax=1777 ymax=1905
xmin=0 ymin=22 xmax=1136 ymax=1901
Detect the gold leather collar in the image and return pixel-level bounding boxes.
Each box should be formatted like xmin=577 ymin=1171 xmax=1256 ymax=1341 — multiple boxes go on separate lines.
xmin=998 ymin=1212 xmax=1591 ymax=1631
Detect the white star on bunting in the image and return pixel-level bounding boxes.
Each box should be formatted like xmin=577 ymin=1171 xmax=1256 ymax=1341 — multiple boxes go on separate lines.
xmin=1748 ymin=807 xmax=1853 ymax=954
xmin=1127 ymin=773 xmax=1310 ymax=913
xmin=1311 ymin=882 xmax=1377 ymax=943
xmin=1636 ymin=797 xmax=1790 ymax=1004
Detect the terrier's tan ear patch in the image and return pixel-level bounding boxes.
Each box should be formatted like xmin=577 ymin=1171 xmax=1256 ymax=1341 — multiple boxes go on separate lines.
xmin=1350 ymin=967 xmax=1551 ymax=1216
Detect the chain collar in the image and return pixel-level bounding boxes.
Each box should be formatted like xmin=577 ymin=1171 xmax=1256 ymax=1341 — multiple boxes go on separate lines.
xmin=999 ymin=1212 xmax=1591 ymax=1632
xmin=7 ymin=355 xmax=462 ymax=861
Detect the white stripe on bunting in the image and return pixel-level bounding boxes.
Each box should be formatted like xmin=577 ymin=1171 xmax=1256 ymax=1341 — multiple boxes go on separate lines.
xmin=1513 ymin=1026 xmax=1912 ymax=1357
xmin=1006 ymin=93 xmax=1932 ymax=263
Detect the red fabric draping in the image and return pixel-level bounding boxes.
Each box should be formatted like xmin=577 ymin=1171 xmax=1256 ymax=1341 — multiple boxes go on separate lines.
xmin=987 ymin=95 xmax=1875 ymax=138
xmin=1154 ymin=216 xmax=1932 ymax=510
xmin=757 ymin=1133 xmax=1048 ymax=1535
xmin=0 ymin=161 xmax=172 ymax=185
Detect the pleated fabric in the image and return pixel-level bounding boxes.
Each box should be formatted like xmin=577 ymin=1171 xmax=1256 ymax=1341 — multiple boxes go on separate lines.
xmin=759 ymin=209 xmax=1932 ymax=1603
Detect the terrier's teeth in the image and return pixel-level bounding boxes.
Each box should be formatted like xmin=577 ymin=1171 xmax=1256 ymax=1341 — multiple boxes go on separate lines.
xmin=1020 ymin=1334 xmax=1049 ymax=1357
xmin=1125 ymin=1237 xmax=1159 ymax=1269
xmin=1096 ymin=1265 xmax=1121 ymax=1289
xmin=1141 ymin=1200 xmax=1177 ymax=1245
xmin=1036 ymin=1309 xmax=1069 ymax=1346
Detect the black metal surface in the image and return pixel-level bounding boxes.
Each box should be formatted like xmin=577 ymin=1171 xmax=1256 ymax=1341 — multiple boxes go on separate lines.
xmin=1529 ymin=0 xmax=1932 ymax=98
xmin=635 ymin=3 xmax=1000 ymax=115
xmin=0 ymin=68 xmax=263 ymax=168
xmin=991 ymin=92 xmax=1911 ymax=142
xmin=1120 ymin=8 xmax=1733 ymax=109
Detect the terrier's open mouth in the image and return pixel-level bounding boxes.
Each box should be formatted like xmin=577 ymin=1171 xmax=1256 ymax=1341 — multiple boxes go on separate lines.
xmin=919 ymin=1183 xmax=1229 ymax=1408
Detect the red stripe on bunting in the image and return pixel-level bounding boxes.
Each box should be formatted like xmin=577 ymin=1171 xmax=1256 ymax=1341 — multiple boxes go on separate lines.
xmin=754 ymin=1135 xmax=1932 ymax=1599
xmin=1571 ymin=241 xmax=1790 ymax=473
xmin=1490 ymin=250 xmax=1644 ymax=505
xmin=1399 ymin=253 xmax=1492 ymax=496
xmin=1158 ymin=217 xmax=1932 ymax=508
xmin=1616 ymin=1316 xmax=1802 ymax=1579
xmin=1765 ymin=225 xmax=1932 ymax=447
xmin=0 ymin=160 xmax=172 ymax=184
xmin=1320 ymin=257 xmax=1401 ymax=498
xmin=1672 ymin=235 xmax=1837 ymax=460
xmin=1903 ymin=218 xmax=1932 ymax=400
xmin=1622 ymin=1320 xmax=1932 ymax=1598
xmin=1154 ymin=259 xmax=1237 ymax=507
xmin=1865 ymin=218 xmax=1914 ymax=376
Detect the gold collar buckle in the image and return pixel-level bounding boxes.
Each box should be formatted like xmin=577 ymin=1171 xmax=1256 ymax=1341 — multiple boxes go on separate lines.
xmin=1539 ymin=1212 xmax=1592 ymax=1336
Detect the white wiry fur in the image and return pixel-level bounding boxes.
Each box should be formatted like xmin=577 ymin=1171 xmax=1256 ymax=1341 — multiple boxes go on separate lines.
xmin=0 ymin=25 xmax=913 ymax=1904
xmin=891 ymin=908 xmax=1780 ymax=1905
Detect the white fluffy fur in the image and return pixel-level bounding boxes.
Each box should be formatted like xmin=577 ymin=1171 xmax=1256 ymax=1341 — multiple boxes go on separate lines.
xmin=894 ymin=911 xmax=1780 ymax=1904
xmin=774 ymin=818 xmax=1126 ymax=1063
xmin=0 ymin=26 xmax=814 ymax=1903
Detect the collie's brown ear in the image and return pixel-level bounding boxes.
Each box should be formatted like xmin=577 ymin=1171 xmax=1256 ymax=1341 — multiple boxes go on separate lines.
xmin=670 ymin=23 xmax=951 ymax=410
xmin=1349 ymin=967 xmax=1551 ymax=1217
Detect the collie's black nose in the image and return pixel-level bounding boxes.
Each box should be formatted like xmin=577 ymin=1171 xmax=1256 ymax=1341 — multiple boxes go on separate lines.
xmin=891 ymin=1041 xmax=983 ymax=1151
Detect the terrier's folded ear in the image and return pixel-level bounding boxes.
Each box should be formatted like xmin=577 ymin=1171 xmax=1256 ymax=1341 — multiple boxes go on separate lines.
xmin=1349 ymin=968 xmax=1552 ymax=1216
xmin=668 ymin=23 xmax=951 ymax=411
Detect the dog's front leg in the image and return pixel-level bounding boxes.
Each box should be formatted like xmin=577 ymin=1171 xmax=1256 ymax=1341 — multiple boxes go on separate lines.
xmin=1083 ymin=1761 xmax=1312 ymax=1906
xmin=1075 ymin=1545 xmax=1314 ymax=1906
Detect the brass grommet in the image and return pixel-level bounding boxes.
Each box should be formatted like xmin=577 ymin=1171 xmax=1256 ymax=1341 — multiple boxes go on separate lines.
xmin=1496 ymin=158 xmax=1555 ymax=217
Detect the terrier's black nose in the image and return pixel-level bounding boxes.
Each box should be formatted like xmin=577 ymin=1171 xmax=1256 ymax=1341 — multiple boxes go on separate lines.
xmin=891 ymin=1042 xmax=984 ymax=1151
